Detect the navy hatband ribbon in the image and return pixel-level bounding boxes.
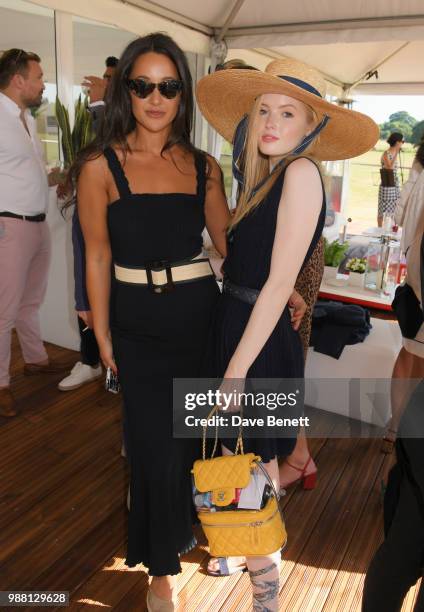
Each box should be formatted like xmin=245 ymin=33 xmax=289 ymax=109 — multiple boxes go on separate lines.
xmin=279 ymin=75 xmax=322 ymax=98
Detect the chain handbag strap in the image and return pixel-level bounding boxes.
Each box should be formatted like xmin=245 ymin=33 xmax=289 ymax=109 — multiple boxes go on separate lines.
xmin=202 ymin=404 xmax=244 ymax=460
xmin=255 ymin=460 xmax=286 ymax=527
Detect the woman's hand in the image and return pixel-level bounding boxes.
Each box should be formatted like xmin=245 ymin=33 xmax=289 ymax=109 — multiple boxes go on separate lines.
xmin=288 ymin=289 xmax=307 ymax=331
xmin=97 ymin=333 xmax=117 ymax=374
xmin=218 ymin=373 xmax=246 ymax=413
xmin=208 ymin=254 xmax=225 ymax=280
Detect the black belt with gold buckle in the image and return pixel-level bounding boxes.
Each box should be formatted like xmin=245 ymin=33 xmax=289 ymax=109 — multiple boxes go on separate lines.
xmin=0 ymin=211 xmax=46 ymax=222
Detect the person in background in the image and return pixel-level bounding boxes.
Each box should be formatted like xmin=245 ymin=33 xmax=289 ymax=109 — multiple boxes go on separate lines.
xmin=394 ymin=137 xmax=424 ymax=230
xmin=362 ymin=378 xmax=424 ymax=612
xmin=0 ymin=49 xmax=67 ymax=418
xmin=381 ymin=139 xmax=424 ymax=459
xmin=58 ymin=56 xmax=118 ymax=391
xmin=377 ymin=131 xmax=403 ymax=228
xmin=279 ymin=238 xmax=324 ymax=489
xmin=82 ymin=56 xmax=118 ymax=131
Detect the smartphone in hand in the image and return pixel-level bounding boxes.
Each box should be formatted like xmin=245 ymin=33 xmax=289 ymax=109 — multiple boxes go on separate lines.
xmin=105 ymin=367 xmax=121 ymax=394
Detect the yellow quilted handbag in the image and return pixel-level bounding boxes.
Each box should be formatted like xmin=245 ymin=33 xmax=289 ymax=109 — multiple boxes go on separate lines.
xmin=191 ymin=408 xmax=287 ymax=557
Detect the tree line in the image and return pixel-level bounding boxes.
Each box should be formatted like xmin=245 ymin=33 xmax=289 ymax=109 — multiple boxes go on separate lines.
xmin=379 ymin=111 xmax=424 ymax=144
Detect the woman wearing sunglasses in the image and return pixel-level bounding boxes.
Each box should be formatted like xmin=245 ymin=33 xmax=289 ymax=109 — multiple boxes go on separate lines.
xmin=73 ymin=33 xmax=230 ymax=611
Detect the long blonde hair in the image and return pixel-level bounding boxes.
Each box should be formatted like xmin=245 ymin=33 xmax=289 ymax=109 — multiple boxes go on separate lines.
xmin=230 ymin=97 xmax=320 ymax=229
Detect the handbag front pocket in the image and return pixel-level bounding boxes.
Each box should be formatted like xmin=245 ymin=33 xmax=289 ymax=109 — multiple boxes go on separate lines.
xmin=198 ymin=497 xmax=287 ymax=557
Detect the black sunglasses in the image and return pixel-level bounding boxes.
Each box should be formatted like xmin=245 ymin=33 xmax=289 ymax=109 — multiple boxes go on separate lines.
xmin=127 ymin=78 xmax=183 ymax=99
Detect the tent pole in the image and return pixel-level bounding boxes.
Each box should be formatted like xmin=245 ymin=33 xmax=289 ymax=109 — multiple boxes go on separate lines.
xmin=215 ymin=0 xmax=247 ymax=43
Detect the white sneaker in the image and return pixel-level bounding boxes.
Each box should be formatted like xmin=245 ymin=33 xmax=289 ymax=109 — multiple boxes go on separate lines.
xmin=58 ymin=361 xmax=102 ymax=391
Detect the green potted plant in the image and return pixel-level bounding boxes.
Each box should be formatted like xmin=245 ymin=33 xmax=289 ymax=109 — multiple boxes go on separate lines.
xmin=323 ymin=238 xmax=349 ymax=279
xmin=346 ymin=257 xmax=367 ymax=288
xmin=55 ymin=95 xmax=93 ymax=169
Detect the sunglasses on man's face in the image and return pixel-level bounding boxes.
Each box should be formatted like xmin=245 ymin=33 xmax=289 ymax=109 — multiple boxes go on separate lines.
xmin=127 ymin=78 xmax=183 ymax=99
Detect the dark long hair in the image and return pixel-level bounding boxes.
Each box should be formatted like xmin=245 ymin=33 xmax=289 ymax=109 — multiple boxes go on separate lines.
xmin=387 ymin=132 xmax=403 ymax=147
xmin=65 ymin=33 xmax=200 ymax=207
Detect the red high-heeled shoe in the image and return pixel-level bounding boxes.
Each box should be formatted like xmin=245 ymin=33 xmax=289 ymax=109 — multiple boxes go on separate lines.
xmin=280 ymin=455 xmax=317 ymax=491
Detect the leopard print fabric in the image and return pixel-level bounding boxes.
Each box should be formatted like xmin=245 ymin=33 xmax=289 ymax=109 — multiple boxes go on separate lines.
xmin=295 ymin=237 xmax=325 ymax=360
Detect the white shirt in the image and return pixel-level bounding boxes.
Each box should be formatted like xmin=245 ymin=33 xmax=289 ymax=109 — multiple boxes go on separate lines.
xmin=402 ymin=168 xmax=424 ymax=304
xmin=0 ymin=92 xmax=49 ymax=215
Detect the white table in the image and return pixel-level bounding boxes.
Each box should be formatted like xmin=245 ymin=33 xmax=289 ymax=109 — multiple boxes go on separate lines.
xmin=319 ymin=273 xmax=394 ymax=312
xmin=305 ymin=318 xmax=402 ymax=426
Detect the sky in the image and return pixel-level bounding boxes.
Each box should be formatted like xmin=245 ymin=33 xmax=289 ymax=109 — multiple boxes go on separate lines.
xmin=352 ymin=95 xmax=424 ymax=125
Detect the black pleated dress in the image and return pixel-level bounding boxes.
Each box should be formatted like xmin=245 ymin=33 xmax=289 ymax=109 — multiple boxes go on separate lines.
xmin=214 ymin=160 xmax=326 ymax=462
xmin=104 ymin=147 xmax=220 ymax=576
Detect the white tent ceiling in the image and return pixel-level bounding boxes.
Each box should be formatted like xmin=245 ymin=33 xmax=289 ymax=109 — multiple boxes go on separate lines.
xmin=24 ymin=0 xmax=424 ymax=95
xmin=123 ymin=0 xmax=424 ymax=95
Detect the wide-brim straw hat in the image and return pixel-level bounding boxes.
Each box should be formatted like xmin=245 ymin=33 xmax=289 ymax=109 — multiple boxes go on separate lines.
xmin=196 ymin=57 xmax=379 ymax=161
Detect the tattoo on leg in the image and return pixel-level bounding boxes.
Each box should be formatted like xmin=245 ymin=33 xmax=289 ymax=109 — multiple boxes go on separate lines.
xmin=249 ymin=563 xmax=277 ymax=578
xmin=250 ymin=562 xmax=279 ymax=611
xmin=252 ymin=578 xmax=279 ymax=603
xmin=253 ymin=604 xmax=273 ymax=612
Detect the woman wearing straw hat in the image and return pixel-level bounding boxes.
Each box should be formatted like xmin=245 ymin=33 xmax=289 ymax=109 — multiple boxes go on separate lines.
xmin=197 ymin=57 xmax=378 ymax=610
xmin=217 ymin=60 xmax=327 ymax=496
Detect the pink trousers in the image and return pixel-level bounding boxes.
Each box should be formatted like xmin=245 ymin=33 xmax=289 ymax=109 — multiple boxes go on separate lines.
xmin=0 ymin=217 xmax=51 ymax=387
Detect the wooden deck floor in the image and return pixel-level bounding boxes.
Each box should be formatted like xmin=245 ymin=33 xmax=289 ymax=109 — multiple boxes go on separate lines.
xmin=0 ymin=334 xmax=420 ymax=611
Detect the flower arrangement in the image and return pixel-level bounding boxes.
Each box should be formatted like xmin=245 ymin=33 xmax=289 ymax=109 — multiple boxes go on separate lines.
xmin=346 ymin=257 xmax=367 ymax=274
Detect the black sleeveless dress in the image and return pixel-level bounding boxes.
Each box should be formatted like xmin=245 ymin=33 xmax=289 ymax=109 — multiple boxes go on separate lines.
xmin=104 ymin=148 xmax=220 ymax=576
xmin=214 ymin=159 xmax=326 ymax=463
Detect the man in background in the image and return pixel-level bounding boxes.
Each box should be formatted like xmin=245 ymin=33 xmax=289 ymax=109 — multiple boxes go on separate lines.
xmin=0 ymin=49 xmax=66 ymax=418
xmin=57 ymin=56 xmax=118 ymax=392
xmin=81 ymin=55 xmax=118 ymax=132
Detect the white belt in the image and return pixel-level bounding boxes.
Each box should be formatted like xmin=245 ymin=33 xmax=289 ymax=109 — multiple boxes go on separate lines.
xmin=114 ymin=253 xmax=213 ymax=293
